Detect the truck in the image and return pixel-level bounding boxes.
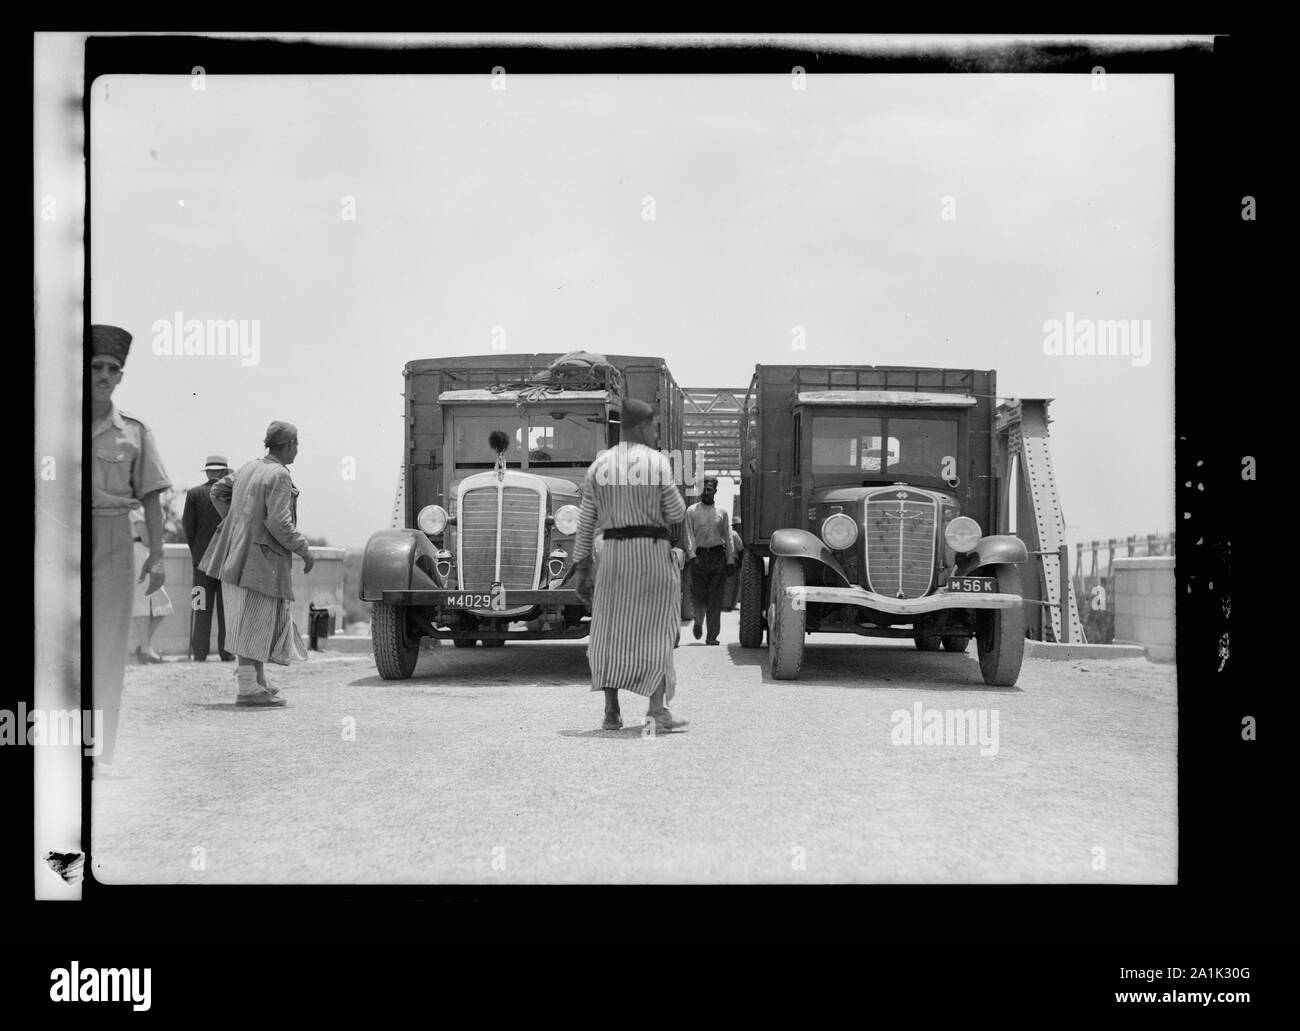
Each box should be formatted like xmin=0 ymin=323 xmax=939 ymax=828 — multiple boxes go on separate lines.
xmin=360 ymin=352 xmax=690 ymax=679
xmin=737 ymin=364 xmax=1028 ymax=686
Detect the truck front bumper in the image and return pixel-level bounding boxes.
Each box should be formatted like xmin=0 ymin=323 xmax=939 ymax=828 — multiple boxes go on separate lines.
xmin=381 ymin=589 xmax=584 ymax=608
xmin=781 ymin=585 xmax=1022 ymax=616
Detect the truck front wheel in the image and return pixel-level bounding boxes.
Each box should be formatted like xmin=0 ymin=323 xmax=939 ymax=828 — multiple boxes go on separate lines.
xmin=768 ymin=557 xmax=805 ymax=680
xmin=371 ymin=602 xmax=420 ymax=680
xmin=977 ymin=565 xmax=1025 ymax=687
xmin=739 ymin=549 xmax=766 ymax=648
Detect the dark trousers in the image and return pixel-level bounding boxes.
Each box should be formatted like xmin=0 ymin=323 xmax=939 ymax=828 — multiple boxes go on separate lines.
xmin=190 ymin=566 xmax=228 ymax=660
xmin=690 ymin=547 xmax=727 ymax=643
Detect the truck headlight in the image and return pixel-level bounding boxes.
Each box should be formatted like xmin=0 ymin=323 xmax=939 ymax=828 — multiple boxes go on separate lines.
xmin=554 ymin=504 xmax=581 ymax=536
xmin=821 ymin=512 xmax=859 ymax=550
xmin=417 ymin=504 xmax=449 ymax=535
xmin=944 ymin=516 xmax=981 ymax=553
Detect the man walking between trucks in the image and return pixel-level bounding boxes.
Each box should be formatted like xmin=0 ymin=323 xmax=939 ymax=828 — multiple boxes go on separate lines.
xmin=569 ymin=399 xmax=689 ymax=732
xmin=684 ymin=476 xmax=736 ymax=645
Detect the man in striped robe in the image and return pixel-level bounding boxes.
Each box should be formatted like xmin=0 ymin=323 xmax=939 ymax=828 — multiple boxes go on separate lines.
xmin=569 ymin=399 xmax=688 ymax=732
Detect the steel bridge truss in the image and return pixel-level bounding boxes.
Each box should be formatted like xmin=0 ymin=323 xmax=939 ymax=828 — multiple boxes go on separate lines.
xmin=682 ymin=387 xmax=747 ymax=481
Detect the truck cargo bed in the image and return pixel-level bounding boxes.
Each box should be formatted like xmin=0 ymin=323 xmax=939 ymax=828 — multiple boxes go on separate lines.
xmin=402 ymin=353 xmax=685 ymax=528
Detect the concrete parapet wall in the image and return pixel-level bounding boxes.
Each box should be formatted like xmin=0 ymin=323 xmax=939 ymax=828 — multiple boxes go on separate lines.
xmin=135 ymin=544 xmax=347 ymax=658
xmin=1111 ymin=556 xmax=1175 ymax=662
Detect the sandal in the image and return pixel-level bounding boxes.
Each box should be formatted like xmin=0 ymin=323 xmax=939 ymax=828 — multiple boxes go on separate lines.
xmin=236 ymin=690 xmax=286 ymax=707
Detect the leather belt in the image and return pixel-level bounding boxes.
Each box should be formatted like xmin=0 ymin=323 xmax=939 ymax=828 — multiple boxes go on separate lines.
xmin=603 ymin=525 xmax=670 ymax=541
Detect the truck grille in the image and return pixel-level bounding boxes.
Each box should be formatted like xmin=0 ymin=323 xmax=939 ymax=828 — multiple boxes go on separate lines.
xmin=864 ymin=495 xmax=937 ymax=599
xmin=459 ymin=486 xmax=542 ymax=591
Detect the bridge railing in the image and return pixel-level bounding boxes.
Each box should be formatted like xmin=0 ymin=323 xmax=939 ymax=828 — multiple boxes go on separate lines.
xmin=1072 ymin=533 xmax=1175 ymax=643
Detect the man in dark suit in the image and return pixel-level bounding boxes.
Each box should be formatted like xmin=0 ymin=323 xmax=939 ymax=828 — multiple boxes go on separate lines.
xmin=183 ymin=454 xmax=233 ymax=661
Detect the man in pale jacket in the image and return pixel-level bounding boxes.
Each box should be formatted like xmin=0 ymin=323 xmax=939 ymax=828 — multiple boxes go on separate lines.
xmin=199 ymin=420 xmax=314 ymax=706
xmin=684 ymin=476 xmax=736 ymax=645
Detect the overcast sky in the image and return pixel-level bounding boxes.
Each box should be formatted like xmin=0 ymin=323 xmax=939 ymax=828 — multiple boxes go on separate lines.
xmin=90 ymin=72 xmax=1173 ymax=549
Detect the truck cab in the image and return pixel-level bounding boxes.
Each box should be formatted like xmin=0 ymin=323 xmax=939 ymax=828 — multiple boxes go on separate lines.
xmin=435 ymin=388 xmax=617 ymax=623
xmin=739 ymin=365 xmax=1028 ymax=686
xmin=360 ymin=353 xmax=686 ymax=679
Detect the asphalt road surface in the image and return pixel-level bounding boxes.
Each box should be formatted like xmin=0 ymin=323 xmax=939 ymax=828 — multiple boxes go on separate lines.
xmin=91 ymin=612 xmax=1176 ymax=884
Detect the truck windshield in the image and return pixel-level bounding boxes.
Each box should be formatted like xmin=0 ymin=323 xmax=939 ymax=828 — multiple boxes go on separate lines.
xmin=810 ymin=412 xmax=959 ymax=483
xmin=452 ymin=408 xmax=603 ymax=467
xmin=453 ymin=411 xmax=526 ymax=464
xmin=522 ymin=410 xmax=604 ymax=466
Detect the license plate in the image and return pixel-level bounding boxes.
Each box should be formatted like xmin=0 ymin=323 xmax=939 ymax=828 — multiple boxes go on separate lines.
xmin=444 ymin=593 xmax=495 ymax=609
xmin=947 ymin=576 xmax=998 ymax=594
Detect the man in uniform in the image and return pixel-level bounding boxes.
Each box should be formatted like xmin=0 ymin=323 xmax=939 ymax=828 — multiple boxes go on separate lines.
xmin=684 ymin=476 xmax=736 ymax=645
xmin=569 ymin=399 xmax=689 ymax=732
xmin=183 ymin=454 xmax=234 ymax=662
xmin=89 ymin=324 xmax=170 ymax=773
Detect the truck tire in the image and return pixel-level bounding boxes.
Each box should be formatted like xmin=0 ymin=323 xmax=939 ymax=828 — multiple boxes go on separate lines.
xmin=739 ymin=550 xmax=766 ymax=648
xmin=452 ymin=638 xmax=476 ymax=648
xmin=942 ymin=635 xmax=969 ymax=653
xmin=372 ymin=602 xmax=420 ymax=680
xmin=977 ymin=565 xmax=1025 ymax=687
xmin=914 ymin=633 xmax=941 ymax=651
xmin=768 ymin=557 xmax=805 ymax=680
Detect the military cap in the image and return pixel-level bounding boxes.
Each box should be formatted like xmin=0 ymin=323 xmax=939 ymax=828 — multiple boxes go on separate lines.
xmin=90 ymin=324 xmax=132 ymax=366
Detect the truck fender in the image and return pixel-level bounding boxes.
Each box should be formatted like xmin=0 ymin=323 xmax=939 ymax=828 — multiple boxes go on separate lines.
xmin=768 ymin=528 xmax=852 ymax=587
xmin=964 ymin=534 xmax=1028 ymax=572
xmin=360 ymin=529 xmax=442 ymax=602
